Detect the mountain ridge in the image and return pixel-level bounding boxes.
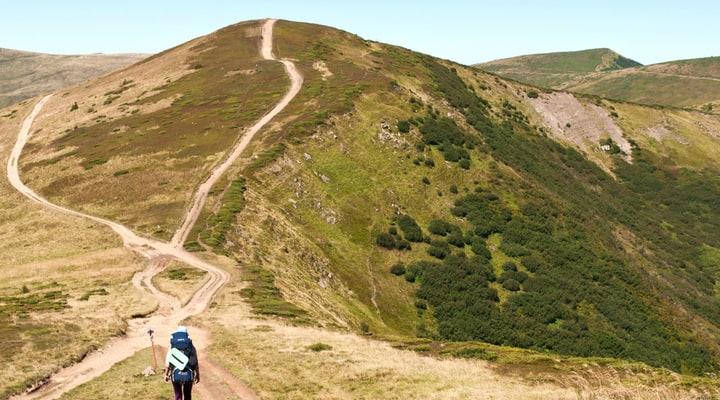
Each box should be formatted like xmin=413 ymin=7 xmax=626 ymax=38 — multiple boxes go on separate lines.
xmin=0 ymin=47 xmax=148 ymax=108
xmin=476 ymin=48 xmax=720 ymax=109
xmin=3 ymin=19 xmax=720 ymax=398
xmin=480 ymin=48 xmax=642 ymax=74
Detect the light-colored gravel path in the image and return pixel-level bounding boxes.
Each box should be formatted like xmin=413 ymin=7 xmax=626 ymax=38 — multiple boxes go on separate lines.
xmin=9 ymin=18 xmax=301 ymax=400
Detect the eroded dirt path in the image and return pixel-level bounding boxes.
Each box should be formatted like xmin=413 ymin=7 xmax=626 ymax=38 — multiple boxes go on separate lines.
xmin=9 ymin=18 xmax=300 ymax=400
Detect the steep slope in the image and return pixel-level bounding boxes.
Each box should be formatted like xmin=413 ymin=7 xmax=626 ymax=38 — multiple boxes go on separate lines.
xmin=3 ymin=18 xmax=720 ymax=399
xmin=0 ymin=48 xmax=147 ymax=107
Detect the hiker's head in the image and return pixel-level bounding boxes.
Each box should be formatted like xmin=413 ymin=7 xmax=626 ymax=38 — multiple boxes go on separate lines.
xmin=177 ymin=326 xmax=188 ymax=333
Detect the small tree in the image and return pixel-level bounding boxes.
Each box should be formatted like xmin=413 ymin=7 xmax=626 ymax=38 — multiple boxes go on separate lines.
xmin=396 ymin=239 xmax=412 ymax=250
xmin=428 ymin=219 xmax=452 ymax=236
xmin=390 ymin=262 xmax=406 ymax=276
xmin=502 ymin=279 xmax=521 ymax=291
xmin=376 ymin=232 xmax=396 ymax=249
xmin=397 ymin=120 xmax=410 ymax=133
xmin=427 ymin=240 xmax=450 ymax=259
xmin=398 ymin=215 xmax=424 ymax=242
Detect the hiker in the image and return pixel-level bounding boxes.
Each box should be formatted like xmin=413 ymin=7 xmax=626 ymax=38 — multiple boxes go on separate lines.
xmin=164 ymin=326 xmax=200 ymax=400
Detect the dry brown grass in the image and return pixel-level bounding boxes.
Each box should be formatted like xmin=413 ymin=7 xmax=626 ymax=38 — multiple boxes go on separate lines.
xmin=201 ymin=306 xmax=578 ymax=399
xmin=559 ymin=368 xmax=720 ymax=399
xmin=0 ymin=100 xmax=156 ymax=398
xmin=151 ymin=260 xmax=209 ymax=306
xmin=198 ymin=298 xmax=719 ymax=400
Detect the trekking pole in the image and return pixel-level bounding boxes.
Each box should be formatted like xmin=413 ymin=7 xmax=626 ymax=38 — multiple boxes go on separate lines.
xmin=148 ymin=328 xmax=158 ymax=372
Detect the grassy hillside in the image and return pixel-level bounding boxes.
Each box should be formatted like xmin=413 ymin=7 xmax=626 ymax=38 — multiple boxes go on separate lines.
xmin=0 ymin=48 xmax=147 ymax=108
xmin=570 ymin=57 xmax=720 ymax=109
xmin=477 ymin=50 xmax=720 ymax=110
xmin=3 ymin=19 xmax=720 ymax=398
xmin=478 ymin=48 xmax=641 ymax=88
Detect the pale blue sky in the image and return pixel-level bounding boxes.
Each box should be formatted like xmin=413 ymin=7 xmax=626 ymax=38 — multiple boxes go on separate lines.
xmin=1 ymin=1 xmax=717 ymax=65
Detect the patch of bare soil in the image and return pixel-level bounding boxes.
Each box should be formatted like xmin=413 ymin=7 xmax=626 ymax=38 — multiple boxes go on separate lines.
xmin=527 ymin=91 xmax=632 ymax=169
xmin=643 ymin=119 xmax=691 ymax=144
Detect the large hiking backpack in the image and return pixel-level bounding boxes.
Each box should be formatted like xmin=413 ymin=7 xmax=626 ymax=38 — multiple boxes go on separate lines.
xmin=169 ymin=331 xmax=198 ymax=383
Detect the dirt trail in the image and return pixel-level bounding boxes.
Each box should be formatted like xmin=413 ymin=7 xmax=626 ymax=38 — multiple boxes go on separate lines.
xmin=9 ymin=18 xmax=301 ymax=400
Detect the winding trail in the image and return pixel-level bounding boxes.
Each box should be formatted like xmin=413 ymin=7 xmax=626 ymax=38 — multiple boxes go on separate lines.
xmin=9 ymin=18 xmax=301 ymax=400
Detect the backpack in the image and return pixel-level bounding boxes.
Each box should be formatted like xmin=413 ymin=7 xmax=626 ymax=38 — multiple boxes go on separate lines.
xmin=169 ymin=331 xmax=198 ymax=382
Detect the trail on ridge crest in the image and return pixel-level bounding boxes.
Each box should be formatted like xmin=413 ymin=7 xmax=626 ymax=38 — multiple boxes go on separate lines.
xmin=8 ymin=18 xmax=302 ymax=400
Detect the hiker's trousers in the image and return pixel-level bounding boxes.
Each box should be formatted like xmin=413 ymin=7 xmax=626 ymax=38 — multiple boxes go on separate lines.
xmin=172 ymin=380 xmax=193 ymax=400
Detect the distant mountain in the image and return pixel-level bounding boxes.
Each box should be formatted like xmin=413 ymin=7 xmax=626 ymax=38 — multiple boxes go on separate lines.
xmin=566 ymin=56 xmax=720 ymax=109
xmin=478 ymin=48 xmax=642 ymax=88
xmin=477 ymin=49 xmax=720 ymax=110
xmin=4 ymin=19 xmax=720 ymax=398
xmin=0 ymin=48 xmax=147 ymax=107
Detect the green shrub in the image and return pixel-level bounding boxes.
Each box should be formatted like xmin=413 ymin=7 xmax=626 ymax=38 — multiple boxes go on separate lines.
xmin=404 ymin=271 xmax=416 ymax=283
xmin=447 ymin=231 xmax=466 ymax=248
xmin=502 ymin=261 xmax=517 ymax=271
xmin=397 ymin=120 xmax=410 ymax=133
xmin=184 ymin=241 xmax=203 ymax=252
xmin=396 ymin=239 xmax=412 ymax=250
xmin=390 ymin=262 xmax=406 ymax=276
xmin=360 ymin=322 xmax=370 ymax=334
xmin=521 ymin=255 xmax=544 ymax=273
xmin=428 ymin=219 xmax=452 ymax=236
xmin=470 ymin=237 xmax=491 ymax=260
xmin=307 ymin=343 xmax=332 ymax=352
xmin=451 ymin=346 xmax=498 ymax=360
xmin=502 ymin=279 xmax=521 ymax=291
xmin=427 ymin=240 xmax=450 ymax=259
xmin=167 ymin=268 xmax=187 ymax=280
xmin=78 ymin=288 xmax=109 ymax=301
xmin=397 ymin=215 xmax=424 ymax=242
xmin=376 ymin=232 xmax=396 ymax=249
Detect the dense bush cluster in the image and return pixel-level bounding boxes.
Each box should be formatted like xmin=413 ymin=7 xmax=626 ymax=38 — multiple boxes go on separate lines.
xmin=376 ymin=58 xmax=720 ymax=374
xmin=397 ymin=215 xmax=424 ymax=242
xmin=196 ymin=177 xmax=247 ymax=255
xmin=418 ymin=116 xmax=474 ymax=167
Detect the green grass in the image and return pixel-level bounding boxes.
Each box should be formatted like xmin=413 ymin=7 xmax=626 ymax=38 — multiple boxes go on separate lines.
xmin=479 ymin=50 xmax=720 ymax=109
xmin=574 ymin=71 xmax=720 ymax=107
xmin=238 ymin=264 xmax=308 ymax=319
